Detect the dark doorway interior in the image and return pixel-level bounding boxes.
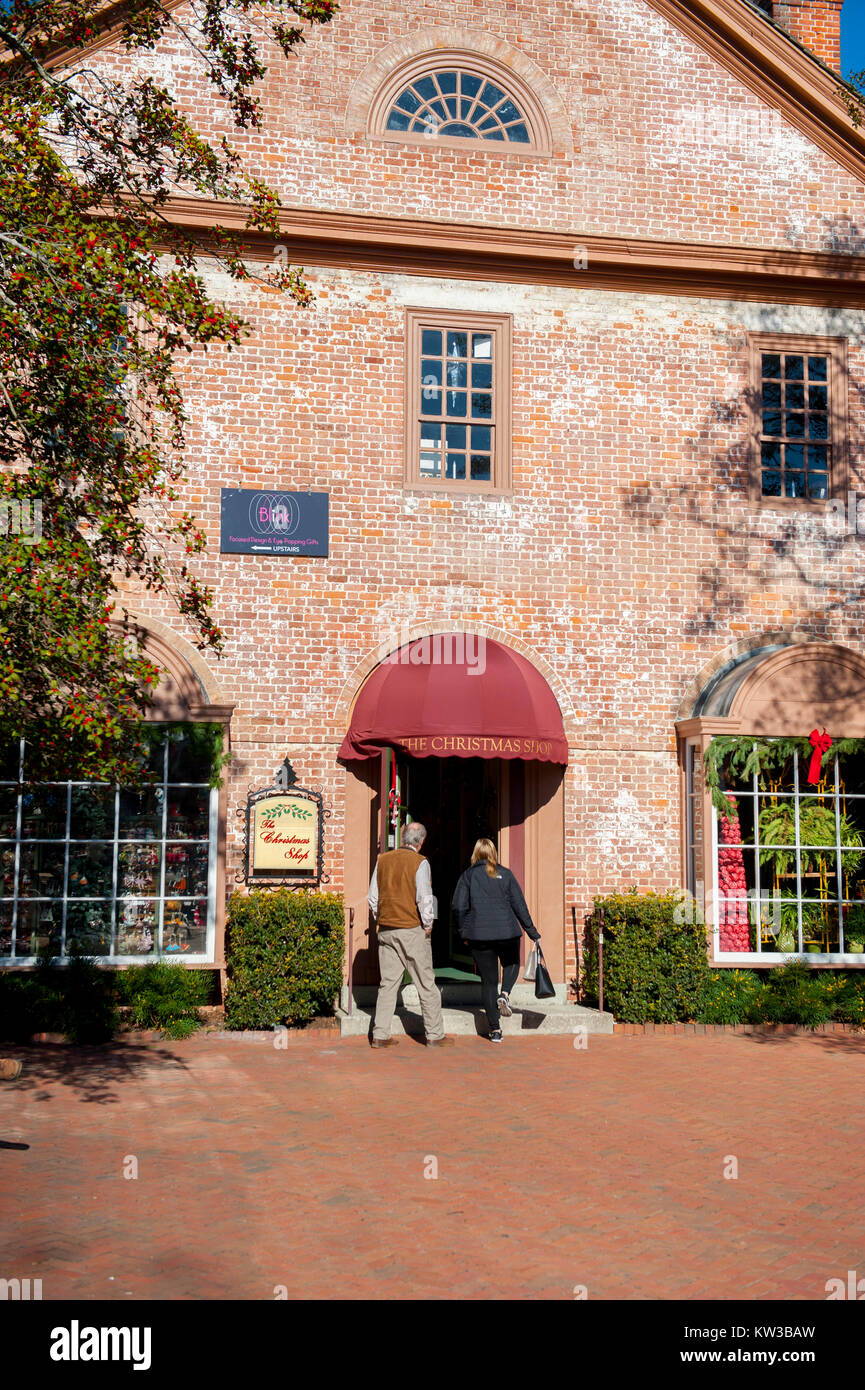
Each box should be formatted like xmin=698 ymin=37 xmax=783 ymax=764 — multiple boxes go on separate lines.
xmin=400 ymin=756 xmax=500 ymax=980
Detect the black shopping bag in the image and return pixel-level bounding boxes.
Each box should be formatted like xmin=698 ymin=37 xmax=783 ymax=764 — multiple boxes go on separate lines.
xmin=534 ymin=945 xmax=555 ymax=1000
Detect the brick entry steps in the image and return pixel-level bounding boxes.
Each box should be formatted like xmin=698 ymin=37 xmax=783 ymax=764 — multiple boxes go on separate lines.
xmin=337 ymin=982 xmax=614 ymax=1038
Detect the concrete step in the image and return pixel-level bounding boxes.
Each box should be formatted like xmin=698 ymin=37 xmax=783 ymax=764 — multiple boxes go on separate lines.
xmin=340 ymin=981 xmax=569 ymax=1009
xmin=337 ymin=995 xmax=613 ymax=1039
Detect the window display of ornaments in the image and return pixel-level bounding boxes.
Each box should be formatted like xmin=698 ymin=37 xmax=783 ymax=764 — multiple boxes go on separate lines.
xmin=164 ymin=899 xmax=191 ymax=952
xmin=120 ymin=844 xmax=160 ymax=896
xmin=1 ymin=848 xmax=14 ymax=896
xmin=165 ymin=846 xmax=187 ymax=893
xmin=118 ymin=912 xmax=155 ymax=955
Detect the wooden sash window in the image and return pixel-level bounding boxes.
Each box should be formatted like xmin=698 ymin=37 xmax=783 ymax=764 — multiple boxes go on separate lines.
xmin=405 ymin=308 xmax=511 ymax=492
xmin=748 ymin=333 xmax=847 ymax=504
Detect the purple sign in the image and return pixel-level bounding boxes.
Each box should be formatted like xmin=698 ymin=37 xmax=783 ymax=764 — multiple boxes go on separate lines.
xmin=220 ymin=489 xmax=329 ymax=556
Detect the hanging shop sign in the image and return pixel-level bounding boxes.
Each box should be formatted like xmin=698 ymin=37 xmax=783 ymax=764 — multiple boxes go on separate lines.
xmin=253 ymin=794 xmax=318 ymax=873
xmin=239 ymin=759 xmax=328 ymax=887
xmin=220 ymin=489 xmax=329 ymax=556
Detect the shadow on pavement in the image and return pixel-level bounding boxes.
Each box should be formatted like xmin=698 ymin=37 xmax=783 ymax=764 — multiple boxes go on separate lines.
xmin=0 ymin=1041 xmax=190 ymax=1104
xmin=744 ymin=1030 xmax=865 ymax=1051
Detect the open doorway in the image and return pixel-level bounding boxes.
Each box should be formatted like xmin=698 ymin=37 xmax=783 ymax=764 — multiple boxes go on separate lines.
xmin=382 ymin=754 xmax=501 ymax=980
xmin=407 ymin=755 xmax=499 ymax=979
xmin=352 ymin=748 xmax=562 ymax=987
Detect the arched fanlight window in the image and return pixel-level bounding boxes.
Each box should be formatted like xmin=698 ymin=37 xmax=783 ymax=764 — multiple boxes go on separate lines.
xmin=367 ymin=52 xmax=552 ymax=155
xmin=386 ymin=70 xmax=531 ymax=144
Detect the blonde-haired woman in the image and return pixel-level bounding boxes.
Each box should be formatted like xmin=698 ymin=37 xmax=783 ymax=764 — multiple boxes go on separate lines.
xmin=451 ymin=838 xmax=540 ymax=1044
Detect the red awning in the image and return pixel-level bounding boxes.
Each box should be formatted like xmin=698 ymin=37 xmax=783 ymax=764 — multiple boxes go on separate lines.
xmin=338 ymin=635 xmax=568 ymax=764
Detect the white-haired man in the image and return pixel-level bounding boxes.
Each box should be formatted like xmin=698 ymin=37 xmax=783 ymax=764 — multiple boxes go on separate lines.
xmin=367 ymin=821 xmax=453 ymax=1048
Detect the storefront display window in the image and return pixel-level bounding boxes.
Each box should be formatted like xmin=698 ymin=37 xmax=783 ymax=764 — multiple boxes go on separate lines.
xmin=710 ymin=737 xmax=865 ymax=958
xmin=0 ymin=727 xmax=218 ymax=963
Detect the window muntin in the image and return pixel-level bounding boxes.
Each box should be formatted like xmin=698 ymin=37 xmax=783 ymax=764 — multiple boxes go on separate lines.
xmin=385 ymin=69 xmax=531 ymax=144
xmin=367 ymin=50 xmax=553 ymax=156
xmin=748 ymin=334 xmax=847 ymax=504
xmin=0 ymin=729 xmax=217 ymax=963
xmin=712 ymin=739 xmax=865 ymax=958
xmin=684 ymin=741 xmax=698 ymax=898
xmin=759 ymin=352 xmax=829 ymax=500
xmin=406 ymin=310 xmax=511 ymax=491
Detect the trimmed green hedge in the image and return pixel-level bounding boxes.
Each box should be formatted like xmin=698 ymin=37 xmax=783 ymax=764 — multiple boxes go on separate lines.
xmin=584 ymin=892 xmax=710 ymax=1023
xmin=224 ymin=889 xmax=344 ymax=1030
xmin=584 ymin=892 xmax=865 ymax=1026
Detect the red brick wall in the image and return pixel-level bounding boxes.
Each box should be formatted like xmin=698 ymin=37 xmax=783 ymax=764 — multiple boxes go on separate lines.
xmin=88 ymin=1 xmax=865 ymax=981
xmin=93 ymin=0 xmax=864 ymax=253
xmin=117 ymin=265 xmax=865 ymax=980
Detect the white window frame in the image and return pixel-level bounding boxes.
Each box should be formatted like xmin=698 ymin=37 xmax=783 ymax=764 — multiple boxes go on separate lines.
xmin=0 ymin=733 xmax=217 ymax=965
xmin=712 ymin=740 xmax=865 ymax=963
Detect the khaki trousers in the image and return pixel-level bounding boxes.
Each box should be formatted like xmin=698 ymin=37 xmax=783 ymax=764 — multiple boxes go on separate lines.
xmin=373 ymin=925 xmax=445 ymax=1042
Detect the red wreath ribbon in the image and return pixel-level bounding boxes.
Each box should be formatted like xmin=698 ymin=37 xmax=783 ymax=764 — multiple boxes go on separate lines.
xmin=807 ymin=728 xmax=832 ymax=784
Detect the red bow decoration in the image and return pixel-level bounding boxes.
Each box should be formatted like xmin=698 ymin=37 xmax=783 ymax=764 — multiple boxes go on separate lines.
xmin=807 ymin=728 xmax=832 ymax=785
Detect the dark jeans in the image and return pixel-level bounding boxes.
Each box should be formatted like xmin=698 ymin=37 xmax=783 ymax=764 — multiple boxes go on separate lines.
xmin=469 ymin=937 xmax=521 ymax=1031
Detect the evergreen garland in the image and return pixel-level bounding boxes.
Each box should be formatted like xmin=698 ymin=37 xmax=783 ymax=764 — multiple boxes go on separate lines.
xmin=704 ymin=735 xmax=865 ymax=817
xmin=136 ymin=722 xmax=229 ymax=790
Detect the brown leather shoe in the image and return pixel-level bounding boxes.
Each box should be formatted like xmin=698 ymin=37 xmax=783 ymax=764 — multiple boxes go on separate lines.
xmin=426 ymin=1036 xmax=455 ymax=1046
xmin=370 ymin=1037 xmax=399 ymax=1048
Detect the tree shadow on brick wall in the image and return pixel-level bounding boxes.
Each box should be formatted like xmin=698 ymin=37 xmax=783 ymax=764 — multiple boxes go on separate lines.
xmin=620 ymin=298 xmax=865 ymax=652
xmin=818 ymin=215 xmax=865 ymax=258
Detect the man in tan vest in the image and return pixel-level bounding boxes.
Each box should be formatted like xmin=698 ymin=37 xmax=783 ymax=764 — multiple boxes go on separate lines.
xmin=367 ymin=821 xmax=453 ymax=1048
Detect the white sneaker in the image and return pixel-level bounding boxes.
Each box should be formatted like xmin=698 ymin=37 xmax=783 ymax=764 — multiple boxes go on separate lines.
xmin=497 ymin=993 xmax=513 ymax=1017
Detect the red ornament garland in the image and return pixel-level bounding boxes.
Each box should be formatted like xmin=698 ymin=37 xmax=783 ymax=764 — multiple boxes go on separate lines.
xmin=717 ymin=796 xmax=751 ymax=952
xmin=388 ymin=757 xmax=401 ymax=829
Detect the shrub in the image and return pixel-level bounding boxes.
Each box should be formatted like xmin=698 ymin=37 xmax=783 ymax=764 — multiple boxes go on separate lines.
xmin=744 ymin=961 xmax=865 ymax=1029
xmin=746 ymin=960 xmax=834 ymax=1027
xmin=832 ymin=975 xmax=865 ymax=1027
xmin=0 ymin=951 xmax=118 ymax=1043
xmin=115 ymin=962 xmax=212 ymax=1039
xmin=700 ymin=966 xmax=865 ymax=1029
xmin=57 ymin=954 xmax=120 ymax=1043
xmin=584 ymin=893 xmax=865 ymax=1027
xmin=583 ymin=891 xmax=710 ymax=1024
xmin=224 ymin=889 xmax=344 ymax=1030
xmin=0 ymin=973 xmax=45 ymax=1042
xmin=698 ymin=969 xmax=763 ymax=1025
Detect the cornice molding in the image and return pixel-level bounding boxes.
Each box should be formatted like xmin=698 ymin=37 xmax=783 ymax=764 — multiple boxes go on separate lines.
xmin=162 ymin=198 xmax=865 ymax=307
xmin=675 ymin=717 xmax=743 ymax=737
xmin=645 ymin=0 xmax=865 ymax=183
xmin=39 ymin=0 xmax=188 ymax=70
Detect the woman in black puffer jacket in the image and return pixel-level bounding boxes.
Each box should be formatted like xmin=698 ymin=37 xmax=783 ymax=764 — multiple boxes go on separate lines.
xmin=451 ymin=838 xmax=540 ymax=1043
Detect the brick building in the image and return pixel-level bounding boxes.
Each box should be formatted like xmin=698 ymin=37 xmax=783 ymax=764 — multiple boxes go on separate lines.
xmin=6 ymin=0 xmax=865 ymax=987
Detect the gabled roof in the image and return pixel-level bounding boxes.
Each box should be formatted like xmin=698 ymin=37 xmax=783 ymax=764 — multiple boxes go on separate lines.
xmin=646 ymin=0 xmax=865 ymax=182
xmin=36 ymin=0 xmax=865 ymax=184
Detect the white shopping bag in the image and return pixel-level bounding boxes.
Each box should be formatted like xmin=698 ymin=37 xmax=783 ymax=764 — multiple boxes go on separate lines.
xmin=524 ymin=945 xmax=538 ymax=981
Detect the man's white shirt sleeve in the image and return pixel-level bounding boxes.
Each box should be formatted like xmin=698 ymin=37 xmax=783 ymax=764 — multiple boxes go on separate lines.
xmin=415 ymin=859 xmax=435 ymax=929
xmin=368 ymin=865 xmax=378 ymax=917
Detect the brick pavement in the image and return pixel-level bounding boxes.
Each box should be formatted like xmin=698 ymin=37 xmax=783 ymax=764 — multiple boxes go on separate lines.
xmin=1 ymin=1030 xmax=864 ymax=1301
